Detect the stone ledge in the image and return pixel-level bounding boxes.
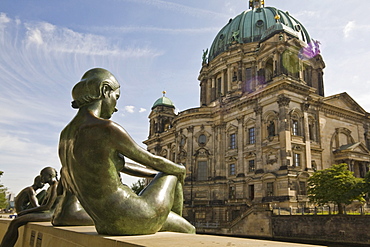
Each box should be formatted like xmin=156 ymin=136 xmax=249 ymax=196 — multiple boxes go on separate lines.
xmin=0 ymin=219 xmax=324 ymax=247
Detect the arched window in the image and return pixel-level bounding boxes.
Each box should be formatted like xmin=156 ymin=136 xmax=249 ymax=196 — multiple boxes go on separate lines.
xmin=308 ymin=116 xmax=317 ymax=141
xmin=197 ymin=161 xmax=208 ymax=181
xmin=292 ymin=119 xmax=299 ymax=136
xmin=265 ymin=58 xmax=273 ymax=82
xmin=290 ymin=110 xmax=303 ymax=137
xmin=267 ymin=121 xmax=275 ymax=137
xmin=228 ymin=133 xmax=237 ymax=149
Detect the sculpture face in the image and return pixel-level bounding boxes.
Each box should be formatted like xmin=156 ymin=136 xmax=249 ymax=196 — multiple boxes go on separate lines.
xmin=40 ymin=173 xmax=51 ymax=184
xmin=101 ymin=88 xmax=120 ymax=119
xmin=35 ymin=178 xmax=44 ymax=189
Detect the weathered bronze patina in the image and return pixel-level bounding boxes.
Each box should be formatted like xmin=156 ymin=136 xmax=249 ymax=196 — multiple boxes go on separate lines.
xmin=14 ymin=175 xmax=45 ymax=213
xmin=0 ymin=167 xmax=59 ymax=247
xmin=56 ymin=68 xmax=195 ymax=235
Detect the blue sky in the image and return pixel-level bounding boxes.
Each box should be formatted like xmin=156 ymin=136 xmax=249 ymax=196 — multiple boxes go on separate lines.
xmin=1 ymin=0 xmax=370 ymax=194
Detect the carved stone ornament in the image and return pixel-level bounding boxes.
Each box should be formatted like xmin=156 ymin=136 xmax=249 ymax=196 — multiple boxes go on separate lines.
xmin=277 ymin=94 xmax=291 ymax=107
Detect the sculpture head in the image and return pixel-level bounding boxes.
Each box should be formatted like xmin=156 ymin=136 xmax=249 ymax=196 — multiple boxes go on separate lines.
xmin=40 ymin=167 xmax=58 ymax=184
xmin=71 ymin=68 xmax=120 ymax=112
xmin=33 ymin=175 xmax=44 ymax=189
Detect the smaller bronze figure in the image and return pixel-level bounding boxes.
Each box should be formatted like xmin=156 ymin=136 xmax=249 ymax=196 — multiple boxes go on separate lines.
xmin=14 ymin=175 xmax=45 ymax=213
xmin=0 ymin=167 xmax=59 ymax=247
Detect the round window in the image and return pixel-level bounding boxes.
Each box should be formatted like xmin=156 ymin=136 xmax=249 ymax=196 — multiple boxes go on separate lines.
xmin=256 ymin=20 xmax=264 ymax=27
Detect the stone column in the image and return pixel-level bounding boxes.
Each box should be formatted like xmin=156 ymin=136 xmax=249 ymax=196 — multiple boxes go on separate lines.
xmin=302 ymin=102 xmax=312 ymax=170
xmin=254 ymin=104 xmax=263 ymax=172
xmin=277 ymin=94 xmax=292 ymax=167
xmin=215 ymin=123 xmax=226 ymax=177
xmin=207 ymin=78 xmax=212 ymax=105
xmin=237 ymin=116 xmax=244 ymax=176
xmin=211 ymin=77 xmax=216 ymax=101
xmin=174 ymin=132 xmax=179 ymax=163
xmin=200 ymin=80 xmax=206 ymax=106
xmin=149 ymin=119 xmax=154 ymax=137
xmin=211 ymin=125 xmax=216 ymax=178
xmin=227 ymin=65 xmax=232 ymax=92
xmin=186 ymin=126 xmax=194 ymax=178
xmin=221 ymin=70 xmax=225 ymax=95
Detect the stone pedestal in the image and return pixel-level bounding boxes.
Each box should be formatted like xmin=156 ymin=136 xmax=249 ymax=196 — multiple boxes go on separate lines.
xmin=0 ymin=218 xmax=324 ymax=247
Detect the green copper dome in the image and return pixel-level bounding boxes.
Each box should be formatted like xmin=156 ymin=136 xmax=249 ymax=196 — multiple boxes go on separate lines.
xmin=152 ymin=96 xmax=175 ymax=109
xmin=209 ymin=6 xmax=311 ymax=62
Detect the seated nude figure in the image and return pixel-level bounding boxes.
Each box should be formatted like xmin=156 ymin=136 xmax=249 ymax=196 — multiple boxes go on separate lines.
xmin=0 ymin=167 xmax=58 ymax=247
xmin=14 ymin=175 xmax=44 ymax=213
xmin=57 ymin=68 xmax=195 ymax=235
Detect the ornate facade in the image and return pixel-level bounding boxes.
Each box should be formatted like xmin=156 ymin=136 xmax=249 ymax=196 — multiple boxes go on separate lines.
xmin=143 ymin=1 xmax=370 ymax=228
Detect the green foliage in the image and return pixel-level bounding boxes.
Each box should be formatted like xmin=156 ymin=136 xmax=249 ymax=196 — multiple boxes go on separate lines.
xmin=130 ymin=179 xmax=146 ymax=195
xmin=307 ymin=163 xmax=364 ymax=214
xmin=363 ymin=171 xmax=370 ymax=194
xmin=0 ymin=171 xmax=8 ymax=209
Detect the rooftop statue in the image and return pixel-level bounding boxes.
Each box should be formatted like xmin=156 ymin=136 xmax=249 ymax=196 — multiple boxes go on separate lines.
xmin=0 ymin=167 xmax=59 ymax=247
xmin=56 ymin=68 xmax=195 ymax=235
xmin=14 ymin=175 xmax=45 ymax=213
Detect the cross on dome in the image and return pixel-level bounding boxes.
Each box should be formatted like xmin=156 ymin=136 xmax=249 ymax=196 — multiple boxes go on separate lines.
xmin=249 ymin=0 xmax=265 ymax=9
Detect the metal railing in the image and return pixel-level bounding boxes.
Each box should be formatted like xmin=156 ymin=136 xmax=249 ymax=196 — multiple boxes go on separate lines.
xmin=273 ymin=205 xmax=370 ymax=215
xmin=194 ymin=222 xmax=220 ymax=228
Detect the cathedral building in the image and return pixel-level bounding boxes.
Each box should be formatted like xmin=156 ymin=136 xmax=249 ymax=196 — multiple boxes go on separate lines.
xmin=143 ymin=0 xmax=370 ymax=228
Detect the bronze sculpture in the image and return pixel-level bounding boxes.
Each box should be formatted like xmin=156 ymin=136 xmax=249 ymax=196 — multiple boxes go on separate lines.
xmin=51 ymin=173 xmax=94 ymax=226
xmin=0 ymin=167 xmax=59 ymax=247
xmin=14 ymin=175 xmax=45 ymax=213
xmin=57 ymin=68 xmax=195 ymax=235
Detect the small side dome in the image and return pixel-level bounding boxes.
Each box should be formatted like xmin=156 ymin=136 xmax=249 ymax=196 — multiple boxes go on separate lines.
xmin=152 ymin=91 xmax=175 ymax=110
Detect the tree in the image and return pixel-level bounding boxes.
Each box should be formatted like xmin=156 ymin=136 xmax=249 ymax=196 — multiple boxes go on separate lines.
xmin=130 ymin=179 xmax=146 ymax=195
xmin=0 ymin=171 xmax=8 ymax=210
xmin=307 ymin=163 xmax=364 ymax=214
xmin=362 ymin=171 xmax=370 ymax=194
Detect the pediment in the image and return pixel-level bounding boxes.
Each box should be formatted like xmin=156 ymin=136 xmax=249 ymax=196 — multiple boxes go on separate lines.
xmin=323 ymin=93 xmax=366 ymax=114
xmin=337 ymin=142 xmax=369 ymax=154
xmin=261 ymin=172 xmax=277 ymax=180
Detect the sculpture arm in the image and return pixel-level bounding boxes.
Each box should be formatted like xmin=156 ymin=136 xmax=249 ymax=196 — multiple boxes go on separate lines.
xmin=111 ymin=122 xmax=185 ymax=177
xmin=27 ymin=189 xmax=40 ymax=208
xmin=17 ymin=182 xmax=58 ymax=216
xmin=119 ymin=159 xmax=158 ymax=178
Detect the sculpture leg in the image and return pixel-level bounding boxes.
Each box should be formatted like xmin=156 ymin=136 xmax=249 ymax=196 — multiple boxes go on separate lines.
xmin=171 ymin=181 xmax=183 ymax=216
xmin=138 ymin=172 xmax=178 ymax=214
xmin=139 ymin=172 xmax=194 ymax=234
xmin=160 ymin=212 xmax=196 ymax=234
xmin=0 ymin=213 xmax=51 ymax=247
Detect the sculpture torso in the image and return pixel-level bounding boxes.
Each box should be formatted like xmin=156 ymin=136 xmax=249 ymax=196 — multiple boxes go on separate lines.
xmin=58 ymin=111 xmax=158 ymax=234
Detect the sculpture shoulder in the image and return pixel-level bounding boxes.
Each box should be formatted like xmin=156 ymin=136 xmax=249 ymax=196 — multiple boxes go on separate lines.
xmin=17 ymin=187 xmax=34 ymax=197
xmin=61 ymin=117 xmax=115 ymax=138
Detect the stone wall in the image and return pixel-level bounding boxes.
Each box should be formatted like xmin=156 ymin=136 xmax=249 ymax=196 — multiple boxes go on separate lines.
xmin=272 ymin=215 xmax=370 ymax=245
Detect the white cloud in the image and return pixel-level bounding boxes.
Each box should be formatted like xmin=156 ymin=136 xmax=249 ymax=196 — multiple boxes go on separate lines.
xmin=343 ymin=21 xmax=355 ymax=38
xmin=125 ymin=105 xmax=135 ymax=113
xmin=19 ymin=20 xmax=163 ymax=58
xmin=0 ymin=131 xmax=60 ymax=193
xmin=26 ymin=27 xmax=44 ymax=45
xmin=0 ymin=13 xmax=10 ymax=29
xmin=139 ymin=108 xmax=147 ymax=113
